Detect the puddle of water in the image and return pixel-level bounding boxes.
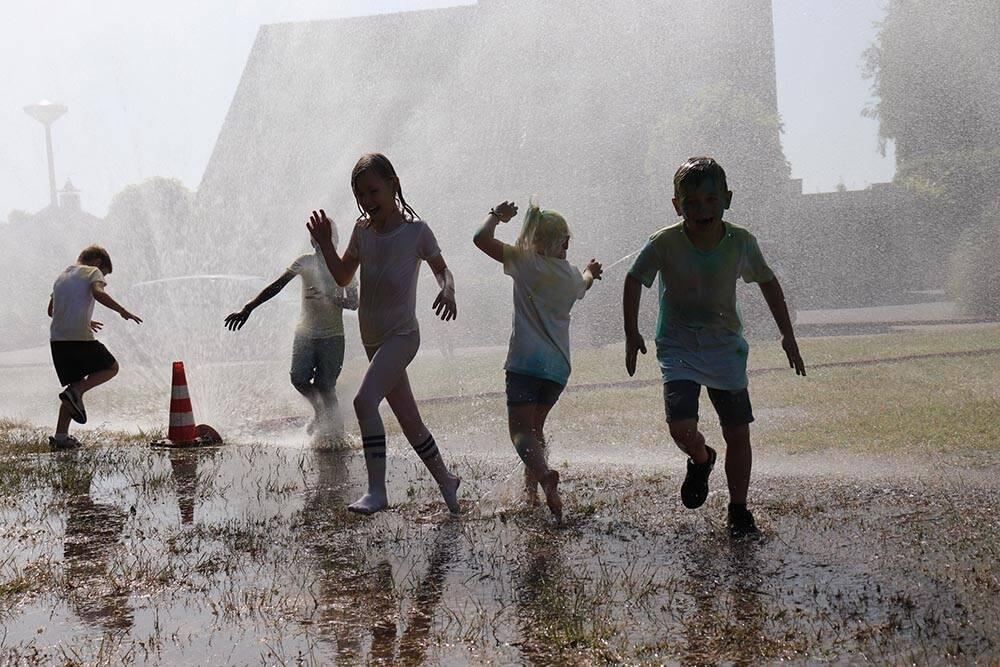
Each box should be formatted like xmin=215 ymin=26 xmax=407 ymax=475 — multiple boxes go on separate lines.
xmin=1 ymin=440 xmax=997 ymax=664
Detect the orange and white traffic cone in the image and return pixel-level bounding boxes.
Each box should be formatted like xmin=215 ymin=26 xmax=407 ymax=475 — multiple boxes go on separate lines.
xmin=168 ymin=361 xmax=198 ymax=444
xmin=152 ymin=361 xmax=224 ymax=448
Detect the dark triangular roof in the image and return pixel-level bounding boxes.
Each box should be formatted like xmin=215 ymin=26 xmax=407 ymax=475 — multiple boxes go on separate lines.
xmin=197 ymin=0 xmax=782 ymax=277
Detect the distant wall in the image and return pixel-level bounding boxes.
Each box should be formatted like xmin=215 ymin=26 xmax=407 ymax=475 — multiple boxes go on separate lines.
xmin=783 ymin=182 xmax=940 ymax=309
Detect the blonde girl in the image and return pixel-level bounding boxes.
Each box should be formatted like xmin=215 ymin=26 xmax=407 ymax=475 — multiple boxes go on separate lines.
xmin=473 ymin=200 xmax=602 ymax=521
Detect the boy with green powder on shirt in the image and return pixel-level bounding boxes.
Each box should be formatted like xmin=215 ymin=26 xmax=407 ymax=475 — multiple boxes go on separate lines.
xmin=623 ymin=157 xmax=806 ymax=537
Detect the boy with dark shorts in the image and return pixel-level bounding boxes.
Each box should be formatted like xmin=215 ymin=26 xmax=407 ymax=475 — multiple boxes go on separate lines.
xmin=623 ymin=157 xmax=806 ymax=537
xmin=48 ymin=246 xmax=142 ymax=449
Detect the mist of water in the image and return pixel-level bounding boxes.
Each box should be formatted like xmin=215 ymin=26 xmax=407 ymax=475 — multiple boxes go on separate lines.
xmin=1 ymin=0 xmax=996 ymax=431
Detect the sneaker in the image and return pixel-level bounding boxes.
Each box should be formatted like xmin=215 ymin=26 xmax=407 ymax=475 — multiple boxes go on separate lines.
xmin=728 ymin=504 xmax=759 ymax=538
xmin=49 ymin=434 xmax=83 ymax=450
xmin=680 ymin=445 xmax=716 ymax=509
xmin=58 ymin=387 xmax=87 ymax=424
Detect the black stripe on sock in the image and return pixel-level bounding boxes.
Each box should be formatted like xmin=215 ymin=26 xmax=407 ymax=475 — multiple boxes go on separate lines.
xmin=363 ymin=435 xmax=386 ymax=449
xmin=414 ymin=440 xmax=439 ymax=462
xmin=413 ymin=436 xmax=435 ymax=455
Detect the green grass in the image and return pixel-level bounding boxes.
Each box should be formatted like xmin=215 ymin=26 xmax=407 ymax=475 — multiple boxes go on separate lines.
xmin=413 ymin=325 xmax=1000 ymax=459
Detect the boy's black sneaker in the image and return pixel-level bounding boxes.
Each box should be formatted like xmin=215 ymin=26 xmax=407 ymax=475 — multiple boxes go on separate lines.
xmin=681 ymin=445 xmax=716 ymax=509
xmin=59 ymin=387 xmax=87 ymax=424
xmin=728 ymin=504 xmax=759 ymax=538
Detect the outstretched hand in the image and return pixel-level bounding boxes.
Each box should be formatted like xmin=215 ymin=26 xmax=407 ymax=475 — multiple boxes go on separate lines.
xmin=782 ymin=335 xmax=806 ymax=376
xmin=625 ymin=332 xmax=646 ymax=377
xmin=224 ymin=307 xmax=252 ymax=331
xmin=307 ymin=209 xmax=334 ymax=248
xmin=121 ymin=310 xmax=142 ymax=324
xmin=89 ymin=320 xmax=104 ymax=333
xmin=433 ymin=289 xmax=457 ymax=321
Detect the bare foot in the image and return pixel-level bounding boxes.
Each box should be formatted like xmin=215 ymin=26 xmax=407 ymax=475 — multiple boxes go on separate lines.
xmin=523 ymin=469 xmax=540 ymax=506
xmin=439 ymin=474 xmax=461 ymax=514
xmin=541 ymin=470 xmax=562 ymax=523
xmin=347 ymin=491 xmax=388 ymax=515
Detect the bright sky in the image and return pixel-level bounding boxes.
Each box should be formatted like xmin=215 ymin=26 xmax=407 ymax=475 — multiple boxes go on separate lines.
xmin=0 ymin=0 xmax=895 ymax=219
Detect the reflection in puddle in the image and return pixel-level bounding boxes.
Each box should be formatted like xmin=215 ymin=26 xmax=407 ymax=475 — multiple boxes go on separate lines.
xmin=58 ymin=457 xmax=132 ymax=631
xmin=681 ymin=535 xmax=766 ymax=664
xmin=304 ymin=449 xmax=459 ymax=664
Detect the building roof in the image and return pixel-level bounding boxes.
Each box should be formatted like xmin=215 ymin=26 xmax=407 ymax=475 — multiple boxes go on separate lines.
xmin=197 ymin=0 xmax=782 ymax=273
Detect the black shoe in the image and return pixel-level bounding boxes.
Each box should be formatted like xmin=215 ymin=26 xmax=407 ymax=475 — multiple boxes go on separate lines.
xmin=728 ymin=504 xmax=759 ymax=538
xmin=59 ymin=387 xmax=87 ymax=424
xmin=681 ymin=446 xmax=716 ymax=509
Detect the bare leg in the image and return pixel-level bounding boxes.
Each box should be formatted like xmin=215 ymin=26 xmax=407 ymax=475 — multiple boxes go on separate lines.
xmin=349 ymin=333 xmax=421 ymax=515
xmin=292 ymin=381 xmax=325 ymax=433
xmin=385 ymin=371 xmax=460 ymax=514
xmin=54 ymin=402 xmax=72 ymax=436
xmin=71 ymin=362 xmax=119 ymax=396
xmin=721 ymin=424 xmax=752 ymax=505
xmin=668 ymin=418 xmax=710 ymax=464
xmin=523 ymin=404 xmax=554 ymax=505
xmin=509 ymin=404 xmax=561 ymax=521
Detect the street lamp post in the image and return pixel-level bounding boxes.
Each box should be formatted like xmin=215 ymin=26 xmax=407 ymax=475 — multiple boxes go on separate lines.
xmin=23 ymin=100 xmax=69 ymax=209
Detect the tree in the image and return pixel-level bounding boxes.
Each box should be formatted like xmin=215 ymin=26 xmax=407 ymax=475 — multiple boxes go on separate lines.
xmin=863 ymin=0 xmax=1000 ymax=220
xmin=104 ymin=177 xmax=195 ymax=284
xmin=864 ymin=1 xmax=1000 ymax=311
xmin=644 ymin=82 xmax=791 ymax=235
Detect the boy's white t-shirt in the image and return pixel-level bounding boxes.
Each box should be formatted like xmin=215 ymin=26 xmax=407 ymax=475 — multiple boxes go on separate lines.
xmin=346 ymin=218 xmax=441 ymax=346
xmin=287 ymin=252 xmax=354 ymax=338
xmin=50 ymin=265 xmax=106 ymax=342
xmin=502 ymin=244 xmax=588 ymax=386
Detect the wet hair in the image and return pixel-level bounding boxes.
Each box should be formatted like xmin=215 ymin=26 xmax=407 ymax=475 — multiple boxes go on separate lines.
xmin=516 ymin=199 xmax=570 ymax=257
xmin=350 ymin=153 xmax=419 ymax=224
xmin=77 ymin=245 xmax=112 ymax=275
xmin=673 ymin=156 xmax=729 ymax=198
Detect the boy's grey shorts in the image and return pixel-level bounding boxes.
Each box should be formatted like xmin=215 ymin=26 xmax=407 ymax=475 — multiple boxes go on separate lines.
xmin=663 ymin=380 xmax=754 ymax=427
xmin=290 ymin=334 xmax=345 ymax=390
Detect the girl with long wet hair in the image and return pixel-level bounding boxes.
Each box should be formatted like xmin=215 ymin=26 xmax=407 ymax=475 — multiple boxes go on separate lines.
xmin=308 ymin=153 xmax=461 ymax=515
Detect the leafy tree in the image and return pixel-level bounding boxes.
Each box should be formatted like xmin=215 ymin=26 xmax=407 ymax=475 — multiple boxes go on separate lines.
xmin=863 ymin=0 xmax=1000 ymax=219
xmin=104 ymin=177 xmax=195 ymax=284
xmin=645 ymin=81 xmax=791 ymax=232
xmin=864 ymin=1 xmax=1000 ymax=310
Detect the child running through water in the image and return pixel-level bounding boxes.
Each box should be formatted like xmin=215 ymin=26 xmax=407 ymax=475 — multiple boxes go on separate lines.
xmin=623 ymin=157 xmax=806 ymax=537
xmin=473 ymin=200 xmax=602 ymax=522
xmin=48 ymin=245 xmax=142 ymax=449
xmin=307 ymin=153 xmax=461 ymax=515
xmin=225 ymin=232 xmax=359 ymax=443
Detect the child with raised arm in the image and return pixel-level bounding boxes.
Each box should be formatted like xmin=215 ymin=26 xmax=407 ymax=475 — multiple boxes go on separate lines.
xmin=48 ymin=245 xmax=142 ymax=449
xmin=307 ymin=153 xmax=461 ymax=515
xmin=473 ymin=200 xmax=602 ymax=522
xmin=225 ymin=233 xmax=359 ymax=443
xmin=623 ymin=157 xmax=806 ymax=537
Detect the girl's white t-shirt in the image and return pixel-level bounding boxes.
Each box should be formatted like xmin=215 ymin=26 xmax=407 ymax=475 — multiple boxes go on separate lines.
xmin=346 ymin=218 xmax=441 ymax=346
xmin=50 ymin=265 xmax=106 ymax=342
xmin=502 ymin=244 xmax=588 ymax=386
